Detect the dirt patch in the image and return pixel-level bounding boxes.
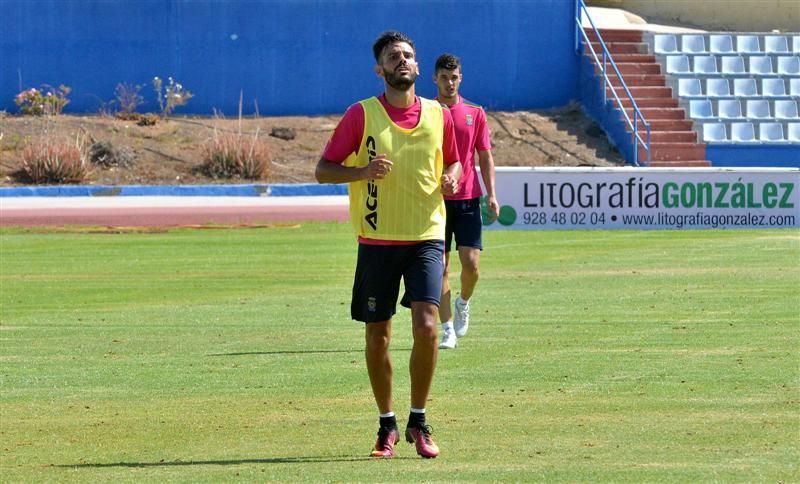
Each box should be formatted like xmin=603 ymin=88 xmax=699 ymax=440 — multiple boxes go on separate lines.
xmin=0 ymin=103 xmax=624 ymax=186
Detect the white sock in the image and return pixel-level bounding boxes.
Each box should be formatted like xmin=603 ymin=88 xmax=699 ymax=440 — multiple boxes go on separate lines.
xmin=442 ymin=321 xmax=454 ymax=332
xmin=410 ymin=407 xmax=425 ymax=414
xmin=380 ymin=411 xmax=395 ymax=418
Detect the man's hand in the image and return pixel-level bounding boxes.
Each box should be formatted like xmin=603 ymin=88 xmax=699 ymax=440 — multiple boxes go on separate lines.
xmin=441 ymin=174 xmax=459 ymax=196
xmin=485 ymin=196 xmax=500 ymax=222
xmin=365 ymin=154 xmax=393 ymax=179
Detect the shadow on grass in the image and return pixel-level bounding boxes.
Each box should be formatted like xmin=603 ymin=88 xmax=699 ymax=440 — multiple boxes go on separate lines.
xmin=208 ymin=348 xmax=412 ymax=357
xmin=57 ymin=455 xmax=410 ymax=468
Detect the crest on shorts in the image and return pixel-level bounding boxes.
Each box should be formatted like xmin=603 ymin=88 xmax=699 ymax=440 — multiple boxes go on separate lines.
xmin=465 ymin=114 xmax=473 ymax=126
xmin=368 ymin=297 xmax=377 ymax=312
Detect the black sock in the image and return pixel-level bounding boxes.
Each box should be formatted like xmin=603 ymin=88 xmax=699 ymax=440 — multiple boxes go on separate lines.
xmin=380 ymin=415 xmax=397 ymax=430
xmin=407 ymin=411 xmax=426 ymax=428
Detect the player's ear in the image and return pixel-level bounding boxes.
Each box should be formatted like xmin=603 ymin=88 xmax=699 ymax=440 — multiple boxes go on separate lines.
xmin=374 ymin=64 xmax=383 ymax=78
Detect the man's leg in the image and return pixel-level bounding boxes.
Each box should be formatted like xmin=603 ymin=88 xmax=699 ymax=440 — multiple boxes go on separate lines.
xmin=365 ymin=319 xmax=393 ymax=414
xmin=454 ymin=247 xmax=480 ymax=338
xmin=406 ymin=301 xmax=441 ymax=458
xmin=439 ymin=252 xmax=453 ymax=323
xmin=438 ymin=252 xmax=458 ymax=349
xmin=458 ymin=246 xmax=480 ymax=300
xmin=409 ymin=302 xmax=438 ymax=408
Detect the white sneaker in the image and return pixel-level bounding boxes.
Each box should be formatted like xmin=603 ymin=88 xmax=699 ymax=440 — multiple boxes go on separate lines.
xmin=454 ymin=296 xmax=470 ymax=337
xmin=439 ymin=328 xmax=457 ymax=349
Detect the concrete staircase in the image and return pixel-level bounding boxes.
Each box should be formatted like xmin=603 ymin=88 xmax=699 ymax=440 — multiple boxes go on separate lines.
xmin=584 ymin=28 xmax=711 ymax=167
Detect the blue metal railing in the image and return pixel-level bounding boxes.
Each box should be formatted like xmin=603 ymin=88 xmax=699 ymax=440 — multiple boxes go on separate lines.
xmin=575 ymin=0 xmax=651 ymax=165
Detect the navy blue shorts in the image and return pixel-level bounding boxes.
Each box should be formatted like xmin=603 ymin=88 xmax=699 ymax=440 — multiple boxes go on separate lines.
xmin=444 ymin=197 xmax=483 ymax=253
xmin=351 ymin=240 xmax=445 ymax=323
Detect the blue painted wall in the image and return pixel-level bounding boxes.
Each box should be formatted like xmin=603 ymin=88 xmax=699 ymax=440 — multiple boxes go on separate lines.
xmin=0 ymin=0 xmax=579 ymax=116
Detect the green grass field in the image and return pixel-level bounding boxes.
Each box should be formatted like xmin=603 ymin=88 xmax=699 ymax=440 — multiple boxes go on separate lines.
xmin=1 ymin=224 xmax=798 ymax=482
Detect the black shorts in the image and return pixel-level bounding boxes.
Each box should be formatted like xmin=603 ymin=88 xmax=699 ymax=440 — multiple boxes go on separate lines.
xmin=351 ymin=240 xmax=445 ymax=323
xmin=444 ymin=197 xmax=483 ymax=253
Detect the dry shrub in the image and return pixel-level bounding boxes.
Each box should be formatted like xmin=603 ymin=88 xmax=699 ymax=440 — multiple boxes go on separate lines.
xmin=202 ymin=129 xmax=271 ymax=180
xmin=21 ymin=136 xmax=90 ymax=184
xmin=89 ymin=141 xmax=135 ymax=168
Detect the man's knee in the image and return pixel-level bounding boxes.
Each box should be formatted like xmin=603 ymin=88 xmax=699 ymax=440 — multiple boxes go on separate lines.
xmin=411 ymin=303 xmax=438 ymax=341
xmin=365 ymin=322 xmax=391 ymax=351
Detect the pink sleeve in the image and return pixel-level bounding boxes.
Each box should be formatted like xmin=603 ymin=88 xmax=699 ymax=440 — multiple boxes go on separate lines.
xmin=321 ymin=103 xmax=364 ymax=163
xmin=475 ymin=108 xmax=492 ymax=151
xmin=441 ymin=108 xmax=459 ymax=165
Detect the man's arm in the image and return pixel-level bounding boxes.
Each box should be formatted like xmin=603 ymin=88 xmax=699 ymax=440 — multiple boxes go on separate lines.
xmin=441 ymin=160 xmax=462 ymax=196
xmin=315 ymin=155 xmax=393 ymax=184
xmin=477 ymin=149 xmax=499 ymax=219
xmin=440 ymin=107 xmax=461 ymax=195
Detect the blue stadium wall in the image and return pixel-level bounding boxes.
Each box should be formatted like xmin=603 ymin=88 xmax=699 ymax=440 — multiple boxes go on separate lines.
xmin=0 ymin=0 xmax=579 ymax=116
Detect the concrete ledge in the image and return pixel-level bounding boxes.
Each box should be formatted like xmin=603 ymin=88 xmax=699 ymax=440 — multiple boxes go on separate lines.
xmin=0 ymin=183 xmax=348 ymax=198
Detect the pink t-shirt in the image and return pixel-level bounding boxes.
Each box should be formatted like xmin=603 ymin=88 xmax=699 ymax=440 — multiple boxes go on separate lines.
xmin=437 ymin=96 xmax=492 ymax=200
xmin=322 ymin=94 xmax=459 ymax=165
xmin=322 ymin=94 xmax=459 ymax=245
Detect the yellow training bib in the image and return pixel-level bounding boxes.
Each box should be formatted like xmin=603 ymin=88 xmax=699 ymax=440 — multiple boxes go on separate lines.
xmin=344 ymin=97 xmax=446 ymax=241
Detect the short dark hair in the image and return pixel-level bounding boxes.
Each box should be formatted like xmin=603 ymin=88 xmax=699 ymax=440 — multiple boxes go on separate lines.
xmin=435 ymin=53 xmax=461 ymax=73
xmin=372 ymin=31 xmax=415 ymax=63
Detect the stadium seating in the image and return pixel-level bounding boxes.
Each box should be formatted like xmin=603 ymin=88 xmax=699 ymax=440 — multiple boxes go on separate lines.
xmin=653 ymin=32 xmax=799 ymax=146
xmin=730 ymin=122 xmax=756 ymax=142
xmin=762 ymin=78 xmax=787 ymax=96
xmin=777 ymin=56 xmax=800 ymax=75
xmin=717 ymin=99 xmax=743 ymax=119
xmin=759 ymin=122 xmax=786 ymax=142
xmin=703 ymin=122 xmax=727 ymax=142
xmin=709 ymin=35 xmax=734 ymax=54
xmin=765 ymin=36 xmax=789 ymax=54
xmin=774 ymin=100 xmax=799 ymax=119
xmin=788 ymin=123 xmax=800 ymax=142
xmin=736 ymin=35 xmax=761 ymax=53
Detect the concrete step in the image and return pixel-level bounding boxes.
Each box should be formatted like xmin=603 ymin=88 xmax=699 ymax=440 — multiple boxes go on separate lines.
xmin=607 ymin=74 xmax=667 ymax=87
xmin=632 ymin=119 xmax=695 ymax=131
xmin=648 ymin=131 xmax=698 ymax=143
xmin=607 ymin=53 xmax=657 ymax=63
xmin=584 ymin=29 xmax=643 ymax=43
xmin=587 ymin=42 xmax=649 ymax=54
xmin=595 ymin=62 xmax=661 ymax=75
xmin=607 ymin=86 xmax=672 ymax=98
xmin=640 ymin=143 xmax=706 ymax=162
xmin=624 ymin=108 xmax=686 ymax=120
xmin=648 ymin=159 xmax=712 ymax=167
xmin=618 ymin=97 xmax=678 ymax=108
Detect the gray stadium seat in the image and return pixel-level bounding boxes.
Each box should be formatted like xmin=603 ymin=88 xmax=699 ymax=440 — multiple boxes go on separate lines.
xmin=678 ymin=78 xmax=702 ymax=97
xmin=717 ymin=99 xmax=743 ymax=119
xmin=733 ymin=78 xmax=758 ymax=97
xmin=666 ymin=55 xmax=690 ymax=74
xmin=759 ymin=122 xmax=785 ymax=142
xmin=788 ymin=123 xmax=800 ymax=142
xmin=703 ymin=123 xmax=728 ymax=142
xmin=682 ymin=34 xmax=706 ymax=54
xmin=774 ymin=100 xmax=799 ymax=119
xmin=710 ymin=35 xmax=734 ymax=54
xmin=706 ymin=78 xmax=731 ymax=97
xmin=765 ymin=36 xmax=789 ymax=54
xmin=693 ymin=55 xmax=718 ymax=74
xmin=690 ymin=99 xmax=714 ymax=119
xmin=777 ymin=56 xmax=800 ymax=75
xmin=791 ymin=78 xmax=800 ymax=96
xmin=730 ymin=122 xmax=756 ymax=142
xmin=654 ymin=34 xmax=678 ymax=54
xmin=721 ymin=56 xmax=746 ymax=74
xmin=794 ymin=36 xmax=800 ymax=53
xmin=736 ymin=35 xmax=761 ymax=53
xmin=748 ymin=56 xmax=773 ymax=75
xmin=762 ymin=78 xmax=787 ymax=97
xmin=745 ymin=99 xmax=771 ymax=119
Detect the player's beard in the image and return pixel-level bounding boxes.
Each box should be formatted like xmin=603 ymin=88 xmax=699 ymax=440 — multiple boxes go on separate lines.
xmin=383 ymin=66 xmax=417 ymax=91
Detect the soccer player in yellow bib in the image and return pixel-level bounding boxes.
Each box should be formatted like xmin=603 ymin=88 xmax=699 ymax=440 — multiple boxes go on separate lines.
xmin=315 ymin=31 xmax=462 ymax=459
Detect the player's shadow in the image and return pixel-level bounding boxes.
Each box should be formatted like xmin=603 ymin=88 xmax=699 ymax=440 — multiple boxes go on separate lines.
xmin=208 ymin=348 xmax=411 ymax=357
xmin=57 ymin=455 xmax=412 ymax=468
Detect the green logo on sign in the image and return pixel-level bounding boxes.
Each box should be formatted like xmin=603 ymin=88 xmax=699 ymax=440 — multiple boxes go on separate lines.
xmin=480 ymin=196 xmax=516 ymax=226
